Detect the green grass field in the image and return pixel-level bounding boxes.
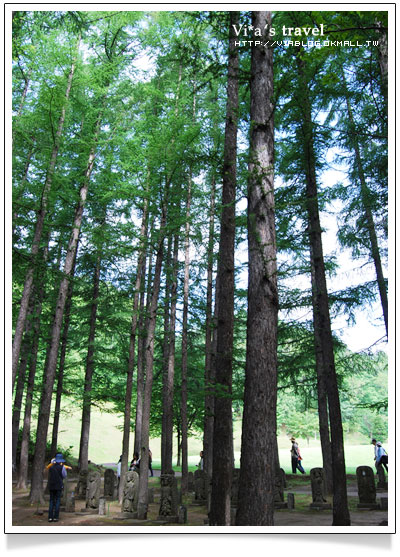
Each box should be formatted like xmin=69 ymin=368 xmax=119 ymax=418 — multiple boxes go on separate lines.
xmin=54 ymin=401 xmax=378 ymax=474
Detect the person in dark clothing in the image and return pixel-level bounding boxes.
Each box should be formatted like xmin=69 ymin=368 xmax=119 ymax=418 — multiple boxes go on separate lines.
xmin=290 ymin=437 xmax=305 ymax=474
xmin=149 ymin=448 xmax=153 ymax=477
xmin=47 ymin=453 xmax=66 ymax=522
xmin=129 ymin=452 xmax=140 ymax=471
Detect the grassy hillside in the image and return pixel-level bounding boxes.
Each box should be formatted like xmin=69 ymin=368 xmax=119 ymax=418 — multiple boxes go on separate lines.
xmin=54 ymin=401 xmax=378 ymax=474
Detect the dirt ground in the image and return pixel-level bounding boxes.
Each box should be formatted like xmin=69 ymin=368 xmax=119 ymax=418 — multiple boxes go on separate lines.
xmin=11 ymin=474 xmax=388 ymax=528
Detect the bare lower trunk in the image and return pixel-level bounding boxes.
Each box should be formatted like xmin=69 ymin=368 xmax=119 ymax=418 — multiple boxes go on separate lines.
xmin=308 ymin=219 xmax=350 ymax=525
xmin=12 ymin=289 xmax=37 ymax=472
xmin=317 ymin=373 xmax=333 ymax=493
xmin=119 ymin=196 xmax=149 ymax=500
xmin=180 ymin=178 xmax=192 ymax=493
xmin=16 ymin=246 xmax=48 ymax=490
xmin=137 ymin=204 xmax=167 ymax=520
xmin=78 ymin=253 xmax=101 ymax=471
xmin=311 ymin=265 xmax=333 ymax=494
xmin=161 ymin=232 xmax=179 ymax=475
xmin=16 ymin=336 xmax=40 ymax=490
xmin=176 ymin=425 xmax=181 ymax=467
xmin=297 ymin=53 xmax=350 ymax=526
xmin=50 ymin=243 xmax=79 ymax=456
xmin=160 ymin=235 xmax=172 ymax=471
xmin=209 ymin=11 xmax=239 ymax=526
xmin=203 ymin=176 xmax=216 ymax=478
xmin=236 ymin=11 xmax=277 ymax=526
xmin=134 ymin=245 xmax=154 ymax=458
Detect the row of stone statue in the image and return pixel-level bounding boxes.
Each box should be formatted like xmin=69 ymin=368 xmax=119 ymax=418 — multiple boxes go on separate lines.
xmin=58 ymin=464 xmax=387 ymax=525
xmin=59 ymin=468 xmax=190 ymax=523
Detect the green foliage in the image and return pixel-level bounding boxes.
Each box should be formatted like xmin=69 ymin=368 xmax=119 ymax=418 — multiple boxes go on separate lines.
xmin=12 ymin=9 xmax=388 ymax=466
xmin=16 ymin=427 xmax=75 ymax=466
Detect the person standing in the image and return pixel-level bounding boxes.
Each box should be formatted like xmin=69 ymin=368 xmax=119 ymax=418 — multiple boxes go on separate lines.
xmin=148 ymin=448 xmax=154 ymax=477
xmin=129 ymin=452 xmax=139 ymax=471
xmin=198 ymin=450 xmax=204 ymax=470
xmin=116 ymin=455 xmax=122 ymax=489
xmin=372 ymin=438 xmax=388 ymax=473
xmin=47 ymin=453 xmax=67 ymax=522
xmin=290 ymin=437 xmax=305 ymax=474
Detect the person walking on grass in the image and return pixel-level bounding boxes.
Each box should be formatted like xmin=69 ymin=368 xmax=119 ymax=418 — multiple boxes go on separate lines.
xmin=372 ymin=438 xmax=388 ymax=474
xmin=290 ymin=437 xmax=305 ymax=474
xmin=46 ymin=453 xmax=69 ymax=522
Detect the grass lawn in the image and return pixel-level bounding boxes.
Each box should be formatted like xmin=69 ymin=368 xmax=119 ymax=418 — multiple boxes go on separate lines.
xmin=54 ymin=401 xmax=377 ymax=473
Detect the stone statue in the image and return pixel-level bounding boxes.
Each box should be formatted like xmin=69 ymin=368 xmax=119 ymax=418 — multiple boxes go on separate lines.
xmin=158 ymin=473 xmax=178 ymax=521
xmin=86 ymin=470 xmax=101 ymax=509
xmin=188 ymin=471 xmax=195 ymax=492
xmin=75 ymin=470 xmax=88 ymax=499
xmin=104 ymin=468 xmax=117 ymax=498
xmin=99 ymin=497 xmax=106 ymax=515
xmin=274 ymin=470 xmax=287 ymax=509
xmin=65 ymin=491 xmax=75 ymax=513
xmin=310 ymin=468 xmax=331 ymax=510
xmin=194 ymin=469 xmax=208 ymax=503
xmin=122 ymin=470 xmax=139 ymax=514
xmin=311 ymin=468 xmax=327 ymax=504
xmin=357 ymin=466 xmax=379 ymax=509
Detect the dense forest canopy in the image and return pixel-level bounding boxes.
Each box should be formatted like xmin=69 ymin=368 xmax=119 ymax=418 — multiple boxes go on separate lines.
xmin=11 ymin=8 xmax=388 ymax=525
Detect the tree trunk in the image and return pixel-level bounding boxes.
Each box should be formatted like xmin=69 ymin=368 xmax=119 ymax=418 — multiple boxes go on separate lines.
xmin=209 ymin=11 xmax=239 ymax=526
xmin=236 ymin=11 xmax=278 ymax=526
xmin=16 ymin=250 xmax=48 ymax=490
xmin=119 ymin=195 xmax=149 ymax=500
xmin=12 ymin=288 xmax=37 ymax=473
xmin=180 ymin=177 xmax=192 ymax=494
xmin=134 ymin=243 xmax=154 ymax=458
xmin=29 ymin=113 xmax=101 ymax=504
xmin=50 ymin=242 xmax=79 ymax=457
xmin=137 ymin=202 xmax=167 ymax=520
xmin=176 ymin=425 xmax=181 ymax=467
xmin=161 ymin=232 xmax=179 ymax=474
xmin=12 ymin=38 xmax=80 ymax=390
xmin=181 ymin=85 xmax=196 ymax=493
xmin=160 ymin=234 xmax=172 ymax=471
xmin=311 ymin=263 xmax=333 ymax=494
xmin=78 ymin=252 xmax=102 ymax=472
xmin=203 ymin=175 xmax=216 ymax=478
xmin=297 ymin=53 xmax=351 ymax=526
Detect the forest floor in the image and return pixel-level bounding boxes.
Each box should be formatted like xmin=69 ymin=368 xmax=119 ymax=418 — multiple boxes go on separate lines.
xmin=11 ymin=473 xmax=388 ymax=528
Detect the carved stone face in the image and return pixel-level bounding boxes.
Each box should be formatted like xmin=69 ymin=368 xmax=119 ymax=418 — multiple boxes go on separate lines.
xmin=161 ymin=475 xmax=173 ymax=488
xmin=88 ymin=472 xmax=100 ymax=488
